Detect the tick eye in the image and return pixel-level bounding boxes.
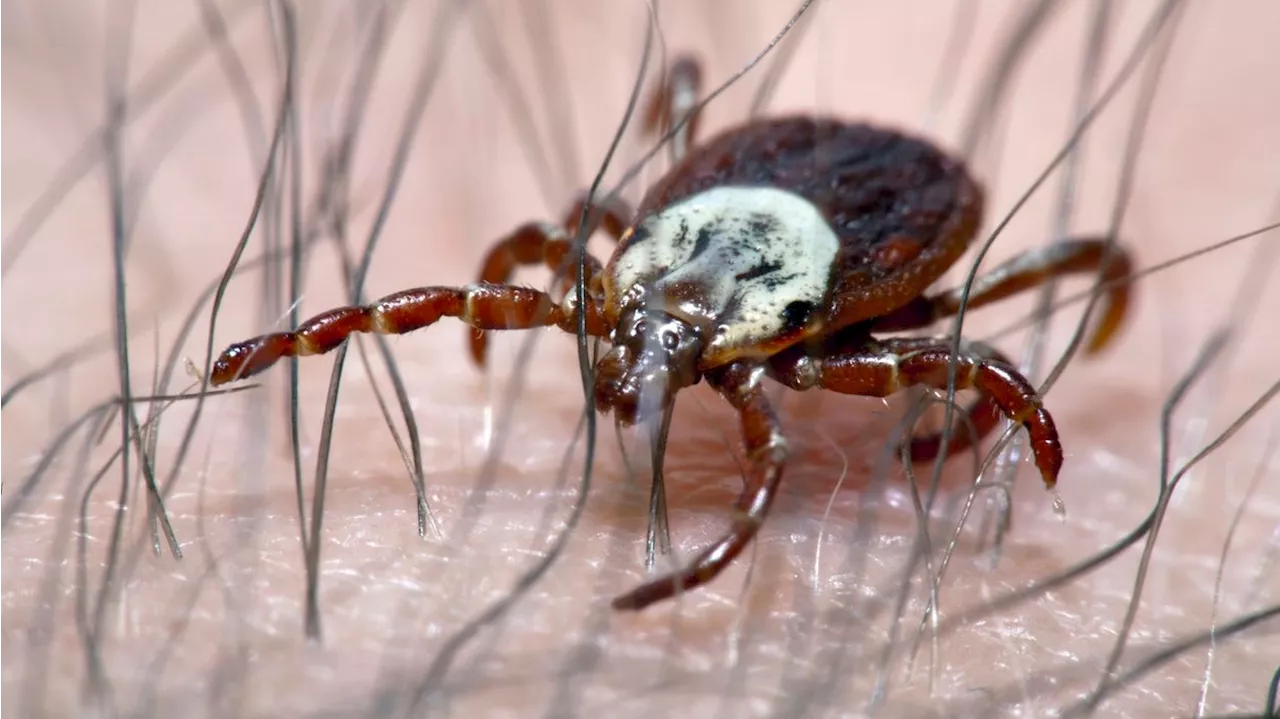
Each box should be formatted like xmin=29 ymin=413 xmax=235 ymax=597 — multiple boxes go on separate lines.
xmin=661 ymin=330 xmax=679 ymax=351
xmin=634 ymin=319 xmax=651 ymax=337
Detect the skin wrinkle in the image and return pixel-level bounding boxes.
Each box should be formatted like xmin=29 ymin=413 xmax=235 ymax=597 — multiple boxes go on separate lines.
xmin=2 ymin=2 xmax=1279 ymax=717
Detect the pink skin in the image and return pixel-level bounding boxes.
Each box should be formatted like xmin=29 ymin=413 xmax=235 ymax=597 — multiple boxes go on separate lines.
xmin=3 ymin=2 xmax=1278 ymax=716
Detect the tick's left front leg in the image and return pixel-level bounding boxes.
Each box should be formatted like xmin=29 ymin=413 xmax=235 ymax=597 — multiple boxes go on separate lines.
xmin=612 ymin=360 xmax=787 ymax=611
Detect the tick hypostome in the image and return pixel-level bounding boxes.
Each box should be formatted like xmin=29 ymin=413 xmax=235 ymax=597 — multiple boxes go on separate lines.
xmin=211 ymin=55 xmax=1132 ymax=612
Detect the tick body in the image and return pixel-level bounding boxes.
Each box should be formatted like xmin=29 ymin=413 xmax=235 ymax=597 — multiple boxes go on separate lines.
xmin=211 ymin=60 xmax=1132 ymax=612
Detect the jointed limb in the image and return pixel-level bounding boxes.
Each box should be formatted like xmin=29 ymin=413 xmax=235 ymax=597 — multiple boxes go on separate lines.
xmin=210 ymin=283 xmax=608 ymax=385
xmin=644 ymin=54 xmax=704 ymax=163
xmin=468 ymin=195 xmax=632 ymax=365
xmin=874 ymin=238 xmax=1133 ymax=353
xmin=884 ymin=337 xmax=1011 ymax=468
xmin=769 ymin=336 xmax=1062 ymax=488
xmin=612 ymin=360 xmax=786 ymax=611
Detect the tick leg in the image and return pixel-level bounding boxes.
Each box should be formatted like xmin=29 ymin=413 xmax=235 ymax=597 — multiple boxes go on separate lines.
xmin=469 ymin=195 xmax=632 ymax=366
xmin=769 ymin=338 xmax=1061 ymax=488
xmin=560 ymin=192 xmax=633 ymax=243
xmin=474 ymin=197 xmax=631 ymax=290
xmin=890 ymin=338 xmax=1010 ymax=467
xmin=644 ymin=54 xmax=703 ymax=161
xmin=210 ymin=283 xmax=606 ymax=386
xmin=612 ymin=361 xmax=785 ymax=611
xmin=873 ymin=238 xmax=1132 ymax=354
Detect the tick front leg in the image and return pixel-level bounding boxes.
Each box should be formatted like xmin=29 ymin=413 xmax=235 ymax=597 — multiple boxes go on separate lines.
xmin=473 ymin=196 xmax=632 ymax=291
xmin=469 ymin=195 xmax=632 ymax=366
xmin=874 ymin=238 xmax=1132 ymax=354
xmin=210 ymin=283 xmax=606 ymax=386
xmin=612 ymin=361 xmax=786 ymax=611
xmin=770 ymin=338 xmax=1062 ymax=488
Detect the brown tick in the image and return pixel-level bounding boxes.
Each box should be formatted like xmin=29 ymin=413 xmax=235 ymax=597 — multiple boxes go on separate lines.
xmin=210 ymin=57 xmax=1131 ymax=612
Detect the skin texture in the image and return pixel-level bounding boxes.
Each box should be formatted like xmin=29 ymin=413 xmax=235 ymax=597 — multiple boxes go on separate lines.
xmin=3 ymin=2 xmax=1279 ymax=717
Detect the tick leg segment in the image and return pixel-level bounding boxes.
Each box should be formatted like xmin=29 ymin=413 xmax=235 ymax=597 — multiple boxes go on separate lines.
xmin=469 ymin=195 xmax=632 ymax=365
xmin=612 ymin=360 xmax=786 ymax=611
xmin=560 ymin=193 xmax=633 ymax=242
xmin=769 ymin=338 xmax=1062 ymax=488
xmin=873 ymin=238 xmax=1133 ymax=353
xmin=474 ymin=197 xmax=632 ymax=289
xmin=883 ymin=338 xmax=1012 ymax=468
xmin=210 ymin=283 xmax=607 ymax=386
xmin=644 ymin=54 xmax=703 ymax=161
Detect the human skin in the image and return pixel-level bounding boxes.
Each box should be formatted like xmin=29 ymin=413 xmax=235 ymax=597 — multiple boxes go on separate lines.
xmin=3 ymin=2 xmax=1278 ymax=717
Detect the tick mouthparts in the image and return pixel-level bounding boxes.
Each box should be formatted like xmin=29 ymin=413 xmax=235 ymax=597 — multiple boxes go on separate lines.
xmin=592 ymin=345 xmax=679 ymax=426
xmin=592 ymin=347 xmax=629 ymax=414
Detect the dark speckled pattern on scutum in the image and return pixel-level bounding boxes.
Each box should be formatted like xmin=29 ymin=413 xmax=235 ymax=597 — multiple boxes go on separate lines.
xmin=626 ymin=117 xmax=984 ymax=331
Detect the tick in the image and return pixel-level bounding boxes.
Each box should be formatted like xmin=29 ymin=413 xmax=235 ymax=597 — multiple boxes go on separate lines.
xmin=210 ymin=57 xmax=1131 ymax=612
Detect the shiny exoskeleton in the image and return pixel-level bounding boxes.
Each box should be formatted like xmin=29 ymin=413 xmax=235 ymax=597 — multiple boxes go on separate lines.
xmin=210 ymin=57 xmax=1131 ymax=612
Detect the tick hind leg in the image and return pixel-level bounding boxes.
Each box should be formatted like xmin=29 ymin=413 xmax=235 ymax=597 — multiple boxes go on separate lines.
xmin=873 ymin=238 xmax=1133 ymax=354
xmin=468 ymin=194 xmax=632 ymax=366
xmin=210 ymin=283 xmax=608 ymax=386
xmin=769 ymin=337 xmax=1062 ymax=488
xmin=612 ymin=361 xmax=785 ymax=611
